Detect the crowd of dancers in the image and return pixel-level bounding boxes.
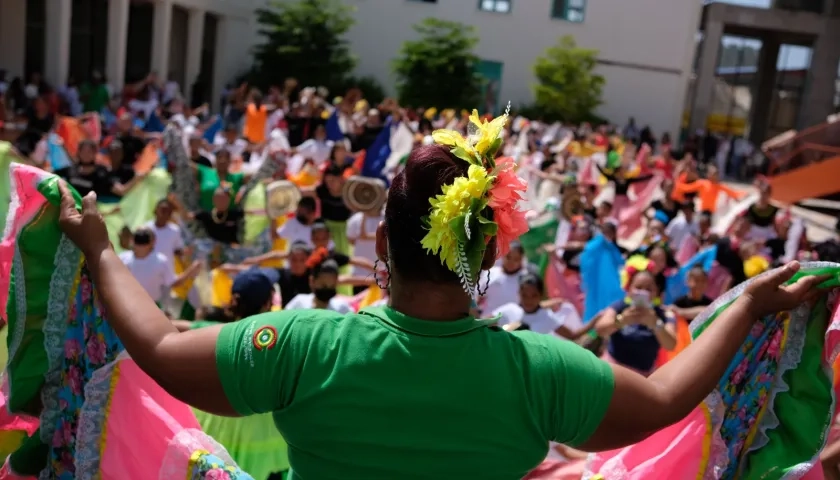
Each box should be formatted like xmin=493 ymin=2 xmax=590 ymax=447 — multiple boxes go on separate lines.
xmin=1 ymin=73 xmax=840 ymax=479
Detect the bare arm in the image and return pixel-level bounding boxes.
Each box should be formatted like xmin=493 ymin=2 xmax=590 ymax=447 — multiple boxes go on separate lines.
xmin=58 ymin=183 xmax=237 ymax=416
xmin=338 ymin=275 xmax=375 ymax=287
xmin=592 ymin=308 xmax=621 ymax=337
xmin=578 ymin=265 xmax=824 ymax=451
xmin=111 ymin=173 xmax=147 ymax=196
xmin=553 ymin=325 xmax=575 ymax=339
xmin=86 ymin=246 xmax=235 ymax=415
xmin=242 ymin=250 xmax=286 ymax=265
xmin=672 ymin=305 xmax=706 ymax=320
xmin=348 ymin=256 xmax=375 ymax=271
xmin=170 ymin=261 xmax=200 ymax=289
xmin=540 ymin=298 xmax=568 ymax=309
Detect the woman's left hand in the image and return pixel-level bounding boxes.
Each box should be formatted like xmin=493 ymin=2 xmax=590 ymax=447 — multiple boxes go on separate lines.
xmin=58 ymin=182 xmax=111 ymax=257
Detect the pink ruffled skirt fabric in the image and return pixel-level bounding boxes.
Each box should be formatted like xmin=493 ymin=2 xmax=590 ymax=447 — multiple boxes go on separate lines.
xmin=75 ymin=354 xmax=247 ymax=479
xmin=524 ymin=458 xmax=587 ymax=480
xmin=584 ymin=403 xmax=721 ymax=480
xmin=544 ymin=262 xmax=583 ymax=316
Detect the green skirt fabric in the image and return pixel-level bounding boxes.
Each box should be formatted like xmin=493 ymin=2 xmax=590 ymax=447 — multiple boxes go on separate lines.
xmin=325 ymin=219 xmax=351 ymax=296
xmin=192 ymin=409 xmax=290 ymax=479
xmin=243 ymin=183 xmax=271 ymax=244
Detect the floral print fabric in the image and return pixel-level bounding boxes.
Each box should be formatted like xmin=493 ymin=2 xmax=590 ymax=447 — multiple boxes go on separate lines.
xmin=47 ymin=265 xmax=123 ymax=478
xmin=188 ymin=451 xmax=255 ymax=480
xmin=715 ymin=312 xmax=787 ymax=478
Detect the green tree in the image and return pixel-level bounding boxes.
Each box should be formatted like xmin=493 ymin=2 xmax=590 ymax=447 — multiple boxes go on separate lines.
xmin=251 ymin=0 xmax=357 ymax=92
xmin=532 ymin=36 xmax=605 ymax=123
xmin=392 ymin=18 xmax=483 ymax=109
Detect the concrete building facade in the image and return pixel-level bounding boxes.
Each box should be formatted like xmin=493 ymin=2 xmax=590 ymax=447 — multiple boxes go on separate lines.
xmin=0 ymin=0 xmax=260 ymax=106
xmin=689 ymin=1 xmax=840 ymax=144
xmin=341 ymin=0 xmax=703 ymax=139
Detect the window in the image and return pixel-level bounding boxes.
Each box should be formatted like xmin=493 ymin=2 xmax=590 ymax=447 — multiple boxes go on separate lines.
xmin=552 ymin=0 xmax=586 ymax=22
xmin=479 ymin=0 xmax=511 ymax=13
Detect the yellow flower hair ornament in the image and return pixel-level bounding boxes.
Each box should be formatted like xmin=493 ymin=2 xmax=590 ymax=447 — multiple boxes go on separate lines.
xmin=421 ymin=103 xmax=529 ymax=296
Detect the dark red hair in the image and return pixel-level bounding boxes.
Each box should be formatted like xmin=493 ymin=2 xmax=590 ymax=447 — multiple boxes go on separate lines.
xmin=385 ymin=144 xmax=478 ymax=284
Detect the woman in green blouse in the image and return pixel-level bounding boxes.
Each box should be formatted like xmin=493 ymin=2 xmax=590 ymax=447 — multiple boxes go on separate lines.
xmin=56 ymin=144 xmax=823 ymax=480
xmin=197 ymin=149 xmax=245 ymax=211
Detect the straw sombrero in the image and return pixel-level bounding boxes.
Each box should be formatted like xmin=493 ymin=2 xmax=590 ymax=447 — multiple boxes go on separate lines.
xmin=265 ymin=180 xmax=302 ymax=218
xmin=342 ymin=176 xmax=387 ymax=213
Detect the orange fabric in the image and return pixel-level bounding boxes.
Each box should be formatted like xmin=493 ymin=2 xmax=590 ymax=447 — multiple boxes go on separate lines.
xmin=133 ymin=144 xmax=160 ymax=174
xmin=672 ymin=179 xmax=744 ymax=212
xmin=352 ymin=150 xmax=366 ymax=174
xmin=654 ymin=317 xmax=692 ymax=368
xmin=668 ymin=318 xmax=692 ymax=361
xmin=55 ymin=116 xmax=87 ymax=157
xmin=290 ymin=169 xmax=319 ymax=188
xmin=243 ymin=103 xmax=268 ymax=143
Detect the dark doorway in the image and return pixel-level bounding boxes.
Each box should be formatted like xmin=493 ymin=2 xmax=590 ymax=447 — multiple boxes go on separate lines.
xmin=24 ymin=0 xmax=46 ymax=79
xmin=124 ymin=1 xmax=153 ymax=83
xmin=194 ymin=12 xmax=218 ymax=108
xmin=70 ymin=0 xmax=109 ymax=83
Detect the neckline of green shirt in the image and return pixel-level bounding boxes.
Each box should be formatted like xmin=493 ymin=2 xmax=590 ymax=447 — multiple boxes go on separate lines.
xmin=360 ymin=305 xmax=498 ymax=337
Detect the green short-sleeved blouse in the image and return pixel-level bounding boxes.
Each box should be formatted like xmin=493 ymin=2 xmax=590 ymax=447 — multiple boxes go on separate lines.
xmin=215 ymin=306 xmax=614 ymax=480
xmin=197 ymin=164 xmax=244 ymax=211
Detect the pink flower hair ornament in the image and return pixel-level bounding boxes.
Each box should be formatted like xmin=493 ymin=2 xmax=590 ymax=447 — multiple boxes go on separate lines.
xmin=420 ymin=103 xmax=529 ymax=296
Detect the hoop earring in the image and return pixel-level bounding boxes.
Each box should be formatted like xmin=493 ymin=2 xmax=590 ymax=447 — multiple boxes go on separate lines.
xmin=374 ymin=258 xmax=391 ymax=290
xmin=477 ymin=270 xmax=490 ymax=297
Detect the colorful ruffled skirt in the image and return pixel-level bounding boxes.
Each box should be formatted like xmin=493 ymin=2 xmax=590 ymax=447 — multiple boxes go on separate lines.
xmin=584 ymin=263 xmax=840 ymax=479
xmin=76 ymin=353 xmax=254 ymax=479
xmin=192 ymin=410 xmax=289 ymax=479
xmin=0 ymin=146 xmax=255 ymax=479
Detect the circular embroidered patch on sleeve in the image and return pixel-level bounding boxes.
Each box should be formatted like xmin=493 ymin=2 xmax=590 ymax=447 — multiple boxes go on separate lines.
xmin=252 ymin=326 xmax=278 ymax=351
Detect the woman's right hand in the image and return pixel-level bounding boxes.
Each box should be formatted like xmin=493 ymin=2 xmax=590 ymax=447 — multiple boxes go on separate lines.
xmin=58 ymin=182 xmax=111 ymax=257
xmin=742 ymin=261 xmax=828 ymax=317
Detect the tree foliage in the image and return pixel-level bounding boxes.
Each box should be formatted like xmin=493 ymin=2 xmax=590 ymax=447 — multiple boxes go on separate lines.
xmin=392 ymin=18 xmax=483 ymax=109
xmin=251 ymin=0 xmax=357 ymax=92
xmin=532 ymin=36 xmax=605 ymax=123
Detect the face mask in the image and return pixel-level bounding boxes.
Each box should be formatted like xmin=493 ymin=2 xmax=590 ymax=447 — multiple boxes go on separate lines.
xmin=133 ymin=233 xmax=152 ymax=246
xmin=313 ymin=287 xmax=336 ymax=303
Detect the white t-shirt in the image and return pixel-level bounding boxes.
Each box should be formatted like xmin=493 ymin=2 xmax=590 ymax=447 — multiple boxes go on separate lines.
xmin=163 ymin=81 xmax=180 ymax=103
xmin=277 ymin=217 xmax=313 ymax=248
xmin=285 ymin=293 xmax=353 ymax=314
xmin=665 ymin=213 xmax=699 ymax=252
xmin=480 ymin=266 xmax=528 ymax=314
xmin=346 ymin=212 xmax=382 ymax=276
xmin=145 ymin=221 xmax=184 ymax=262
xmin=492 ymin=302 xmax=580 ymax=336
xmin=118 ymin=251 xmax=176 ymax=303
xmin=295 ymin=139 xmax=332 ymax=167
xmin=276 ymin=218 xmax=334 ymax=251
xmin=213 ymin=135 xmax=248 ymax=161
xmin=128 ymin=98 xmax=159 ymax=120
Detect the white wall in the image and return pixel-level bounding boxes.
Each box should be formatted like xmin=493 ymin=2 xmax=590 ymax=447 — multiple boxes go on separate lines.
xmin=343 ymin=0 xmax=703 ymax=136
